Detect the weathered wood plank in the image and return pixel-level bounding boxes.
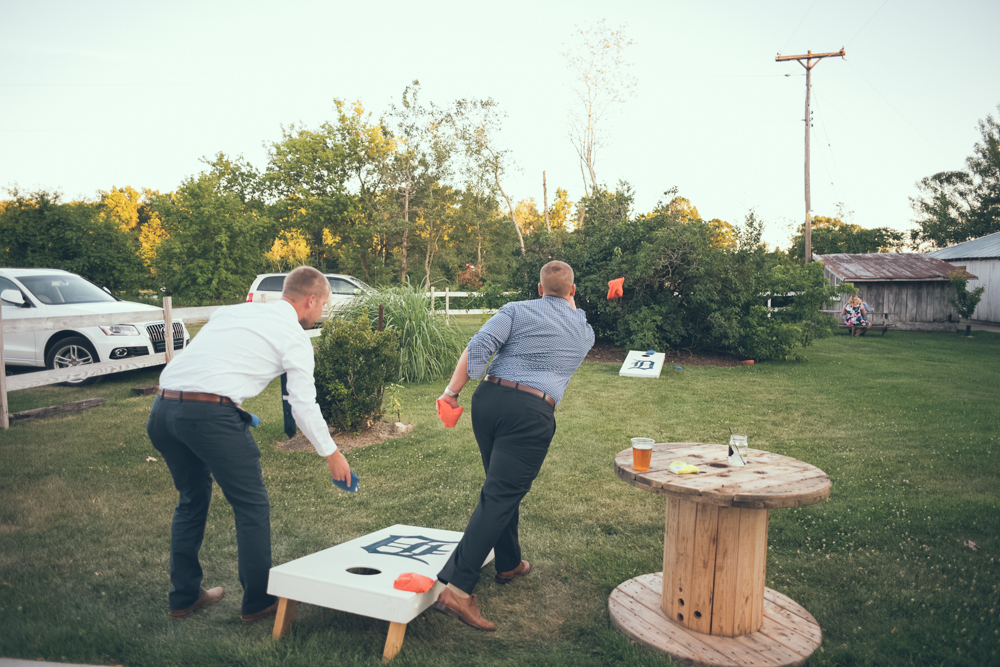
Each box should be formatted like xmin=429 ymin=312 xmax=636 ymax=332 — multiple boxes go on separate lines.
xmin=132 ymin=384 xmax=159 ymax=396
xmin=763 ymin=588 xmax=820 ymax=627
xmin=617 ymin=577 xmax=756 ymax=666
xmin=688 ymin=503 xmax=719 ymax=633
xmin=6 ymin=353 xmax=167 ymax=391
xmin=732 ymin=629 xmax=806 ymax=667
xmin=733 ymin=508 xmax=767 ymax=635
xmin=672 ymin=498 xmax=698 ymax=629
xmin=711 ymin=506 xmax=742 ymax=636
xmin=9 ymin=397 xmax=106 ymax=424
xmin=758 ymin=608 xmax=821 ymax=657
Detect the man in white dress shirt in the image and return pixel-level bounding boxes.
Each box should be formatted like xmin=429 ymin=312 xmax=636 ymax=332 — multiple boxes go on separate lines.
xmin=147 ymin=266 xmax=351 ymax=623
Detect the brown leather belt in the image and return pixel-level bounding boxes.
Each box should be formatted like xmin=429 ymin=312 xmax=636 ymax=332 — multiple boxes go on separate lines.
xmin=157 ymin=388 xmax=236 ymax=407
xmin=483 ymin=375 xmax=555 ymax=407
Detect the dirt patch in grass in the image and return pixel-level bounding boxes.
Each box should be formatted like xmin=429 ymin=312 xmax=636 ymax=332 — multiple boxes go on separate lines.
xmin=585 ymin=342 xmax=742 ymax=367
xmin=276 ymin=421 xmax=414 ymax=454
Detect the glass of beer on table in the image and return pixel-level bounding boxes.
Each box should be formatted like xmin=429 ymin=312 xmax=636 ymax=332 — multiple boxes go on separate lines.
xmin=631 ymin=438 xmax=654 ymax=471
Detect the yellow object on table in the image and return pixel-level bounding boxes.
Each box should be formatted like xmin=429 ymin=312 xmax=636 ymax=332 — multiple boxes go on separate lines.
xmin=669 ymin=461 xmax=699 ymax=474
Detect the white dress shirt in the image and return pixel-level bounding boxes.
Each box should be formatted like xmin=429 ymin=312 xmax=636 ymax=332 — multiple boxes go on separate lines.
xmin=158 ymin=300 xmax=337 ymax=457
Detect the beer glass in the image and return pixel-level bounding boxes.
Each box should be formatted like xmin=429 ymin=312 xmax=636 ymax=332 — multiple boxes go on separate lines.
xmin=631 ymin=438 xmax=654 ymax=471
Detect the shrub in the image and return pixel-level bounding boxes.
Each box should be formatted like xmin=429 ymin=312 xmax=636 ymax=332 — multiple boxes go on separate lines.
xmin=337 ymin=282 xmax=467 ymax=383
xmin=313 ymin=311 xmax=400 ymax=431
xmin=507 ymin=185 xmax=846 ymax=360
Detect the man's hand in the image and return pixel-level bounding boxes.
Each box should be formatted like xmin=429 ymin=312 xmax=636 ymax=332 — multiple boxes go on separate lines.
xmin=437 ymin=393 xmax=460 ymax=410
xmin=327 ymin=450 xmax=351 ymax=484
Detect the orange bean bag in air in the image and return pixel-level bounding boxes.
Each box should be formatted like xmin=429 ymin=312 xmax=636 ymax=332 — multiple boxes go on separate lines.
xmin=607 ymin=277 xmax=624 ymax=299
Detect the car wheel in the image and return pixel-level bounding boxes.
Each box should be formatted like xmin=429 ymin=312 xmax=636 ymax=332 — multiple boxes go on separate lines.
xmin=45 ymin=336 xmax=102 ymax=386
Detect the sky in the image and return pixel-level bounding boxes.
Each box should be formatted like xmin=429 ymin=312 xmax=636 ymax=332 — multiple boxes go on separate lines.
xmin=2 ymin=0 xmax=999 ymax=249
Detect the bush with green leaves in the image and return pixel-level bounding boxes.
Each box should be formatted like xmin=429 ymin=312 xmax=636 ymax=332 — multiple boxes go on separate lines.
xmin=313 ymin=311 xmax=400 ymax=431
xmin=948 ymin=273 xmax=986 ymax=336
xmin=508 ymin=185 xmax=846 ymax=361
xmin=337 ymin=282 xmax=466 ymax=383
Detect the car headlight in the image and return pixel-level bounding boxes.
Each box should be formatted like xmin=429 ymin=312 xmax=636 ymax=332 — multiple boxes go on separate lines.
xmin=99 ymin=324 xmax=141 ymax=336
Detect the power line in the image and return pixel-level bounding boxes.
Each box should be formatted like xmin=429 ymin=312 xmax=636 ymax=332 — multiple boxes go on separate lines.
xmin=846 ymin=0 xmax=890 ymax=46
xmin=845 ymin=60 xmax=941 ymax=154
xmin=810 ymin=94 xmax=841 ymax=204
xmin=781 ymin=0 xmax=819 ymax=54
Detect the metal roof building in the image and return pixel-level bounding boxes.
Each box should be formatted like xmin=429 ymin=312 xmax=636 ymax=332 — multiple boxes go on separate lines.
xmin=815 ymin=253 xmax=973 ymax=332
xmin=928 ymin=231 xmax=1000 ymax=261
xmin=928 ymin=231 xmax=1000 ymax=324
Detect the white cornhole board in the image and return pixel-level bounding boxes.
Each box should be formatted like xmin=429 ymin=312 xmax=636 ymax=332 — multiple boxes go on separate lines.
xmin=267 ymin=524 xmax=493 ymax=661
xmin=619 ymin=350 xmax=666 ymax=378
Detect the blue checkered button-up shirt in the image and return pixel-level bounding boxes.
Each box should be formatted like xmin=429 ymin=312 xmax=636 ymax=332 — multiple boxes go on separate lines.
xmin=466 ymin=295 xmax=595 ymax=406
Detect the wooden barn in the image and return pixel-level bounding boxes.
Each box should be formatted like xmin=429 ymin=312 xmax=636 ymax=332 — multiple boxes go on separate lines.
xmin=814 ymin=253 xmax=976 ymax=332
xmin=928 ymin=231 xmax=1000 ymax=325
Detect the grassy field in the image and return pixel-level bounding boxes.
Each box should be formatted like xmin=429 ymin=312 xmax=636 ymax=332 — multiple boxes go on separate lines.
xmin=1 ymin=327 xmax=998 ymax=666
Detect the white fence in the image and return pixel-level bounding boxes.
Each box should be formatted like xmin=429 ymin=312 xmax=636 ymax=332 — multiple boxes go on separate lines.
xmin=1 ymin=290 xmax=495 ymax=429
xmin=0 ymin=297 xmax=221 ymax=429
xmin=426 ymin=289 xmax=505 ymax=324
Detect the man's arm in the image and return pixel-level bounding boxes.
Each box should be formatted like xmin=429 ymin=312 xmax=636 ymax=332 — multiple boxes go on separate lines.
xmin=438 ymin=347 xmax=471 ymax=409
xmin=283 ymin=340 xmax=352 ymax=483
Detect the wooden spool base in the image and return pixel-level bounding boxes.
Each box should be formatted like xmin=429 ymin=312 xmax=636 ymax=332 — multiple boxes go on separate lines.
xmin=610 ymin=573 xmax=821 ymax=667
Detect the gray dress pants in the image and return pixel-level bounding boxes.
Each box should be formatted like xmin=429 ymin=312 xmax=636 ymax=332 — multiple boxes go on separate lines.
xmin=147 ymin=396 xmax=277 ymax=615
xmin=437 ymin=381 xmax=556 ymax=593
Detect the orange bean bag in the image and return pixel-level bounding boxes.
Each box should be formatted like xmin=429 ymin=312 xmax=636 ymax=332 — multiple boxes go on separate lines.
xmin=436 ymin=399 xmax=464 ymax=428
xmin=607 ymin=277 xmax=624 ymax=299
xmin=393 ymin=572 xmax=436 ymax=593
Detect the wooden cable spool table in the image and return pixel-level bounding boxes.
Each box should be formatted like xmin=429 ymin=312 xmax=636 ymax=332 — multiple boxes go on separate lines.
xmin=610 ymin=443 xmax=831 ymax=667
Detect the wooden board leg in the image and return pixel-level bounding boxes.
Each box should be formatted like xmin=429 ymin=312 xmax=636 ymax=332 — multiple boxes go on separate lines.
xmin=382 ymin=621 xmax=407 ymax=663
xmin=272 ymin=598 xmax=297 ymax=640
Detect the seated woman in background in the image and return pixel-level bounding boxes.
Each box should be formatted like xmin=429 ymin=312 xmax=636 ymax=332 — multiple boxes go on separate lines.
xmin=841 ymin=294 xmax=870 ymax=337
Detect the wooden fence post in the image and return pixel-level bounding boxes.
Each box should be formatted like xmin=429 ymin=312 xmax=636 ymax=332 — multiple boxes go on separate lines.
xmin=445 ymin=287 xmax=450 ymax=326
xmin=163 ymin=297 xmax=174 ymax=364
xmin=0 ymin=303 xmax=8 ymax=430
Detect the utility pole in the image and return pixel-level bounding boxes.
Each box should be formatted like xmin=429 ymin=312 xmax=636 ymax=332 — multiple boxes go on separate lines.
xmin=776 ymin=48 xmax=845 ymax=264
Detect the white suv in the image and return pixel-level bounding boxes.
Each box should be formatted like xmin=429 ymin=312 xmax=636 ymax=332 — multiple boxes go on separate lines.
xmin=0 ymin=268 xmax=190 ymax=384
xmin=246 ymin=273 xmax=368 ymax=321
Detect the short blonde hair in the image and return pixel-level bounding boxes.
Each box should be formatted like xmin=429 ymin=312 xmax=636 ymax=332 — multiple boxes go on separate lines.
xmin=282 ymin=266 xmax=329 ymax=302
xmin=849 ymin=294 xmax=862 ymax=306
xmin=540 ymin=261 xmax=574 ymax=297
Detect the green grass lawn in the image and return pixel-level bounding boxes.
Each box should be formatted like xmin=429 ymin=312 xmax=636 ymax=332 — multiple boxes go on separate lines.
xmin=1 ymin=329 xmax=998 ymax=666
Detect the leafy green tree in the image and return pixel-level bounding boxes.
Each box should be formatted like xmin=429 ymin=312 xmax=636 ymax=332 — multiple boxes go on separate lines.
xmin=948 ymin=273 xmax=986 ymax=337
xmin=790 ymin=214 xmax=904 ymax=259
xmin=153 ymin=174 xmax=270 ymax=304
xmin=510 ymin=186 xmax=843 ymax=360
xmin=911 ymin=104 xmax=1000 ymax=248
xmin=0 ymin=188 xmax=144 ymax=292
xmin=264 ymin=117 xmax=357 ymax=274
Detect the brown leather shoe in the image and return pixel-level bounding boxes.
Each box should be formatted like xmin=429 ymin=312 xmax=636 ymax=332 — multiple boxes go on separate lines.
xmin=168 ymin=587 xmax=225 ymax=619
xmin=495 ymin=560 xmax=531 ymax=584
xmin=433 ymin=588 xmax=496 ymax=631
xmin=241 ymin=599 xmax=279 ymax=624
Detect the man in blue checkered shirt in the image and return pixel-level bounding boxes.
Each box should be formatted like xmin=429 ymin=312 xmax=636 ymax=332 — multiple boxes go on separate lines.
xmin=433 ymin=261 xmax=594 ymax=631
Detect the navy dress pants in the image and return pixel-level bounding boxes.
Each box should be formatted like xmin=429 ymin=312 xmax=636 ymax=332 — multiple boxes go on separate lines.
xmin=147 ymin=396 xmax=277 ymax=615
xmin=437 ymin=380 xmax=556 ymax=594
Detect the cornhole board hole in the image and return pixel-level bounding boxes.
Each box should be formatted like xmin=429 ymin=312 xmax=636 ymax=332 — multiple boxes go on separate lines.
xmin=619 ymin=350 xmax=666 ymax=378
xmin=267 ymin=524 xmax=493 ymax=662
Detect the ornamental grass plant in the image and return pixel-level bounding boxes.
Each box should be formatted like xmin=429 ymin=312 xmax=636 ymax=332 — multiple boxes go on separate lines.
xmin=338 ymin=282 xmax=467 ymax=384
